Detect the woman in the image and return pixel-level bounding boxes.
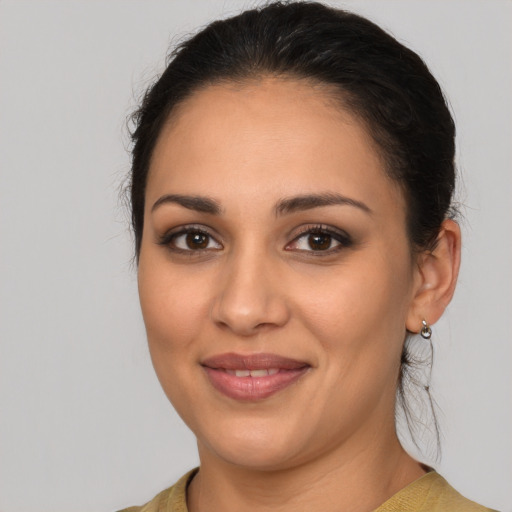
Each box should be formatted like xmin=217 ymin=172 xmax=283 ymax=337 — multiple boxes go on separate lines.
xmin=120 ymin=2 xmax=494 ymax=511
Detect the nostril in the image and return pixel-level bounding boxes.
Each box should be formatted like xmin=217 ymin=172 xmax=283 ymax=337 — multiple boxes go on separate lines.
xmin=209 ymin=267 xmax=291 ymax=335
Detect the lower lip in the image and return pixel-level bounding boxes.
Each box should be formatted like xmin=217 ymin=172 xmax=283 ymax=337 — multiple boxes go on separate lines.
xmin=203 ymin=367 xmax=309 ymax=401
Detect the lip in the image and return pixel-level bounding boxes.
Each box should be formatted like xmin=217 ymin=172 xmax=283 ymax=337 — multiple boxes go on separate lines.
xmin=201 ymin=352 xmax=310 ymax=401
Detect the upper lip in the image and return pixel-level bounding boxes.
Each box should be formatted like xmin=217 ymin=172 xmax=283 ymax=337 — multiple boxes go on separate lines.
xmin=201 ymin=352 xmax=309 ymax=371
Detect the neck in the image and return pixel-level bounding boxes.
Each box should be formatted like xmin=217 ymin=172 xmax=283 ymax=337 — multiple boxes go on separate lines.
xmin=187 ymin=425 xmax=426 ymax=512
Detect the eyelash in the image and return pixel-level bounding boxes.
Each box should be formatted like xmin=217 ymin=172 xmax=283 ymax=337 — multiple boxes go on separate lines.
xmin=158 ymin=224 xmax=222 ymax=255
xmin=286 ymin=224 xmax=353 ymax=254
xmin=157 ymin=224 xmax=353 ymax=256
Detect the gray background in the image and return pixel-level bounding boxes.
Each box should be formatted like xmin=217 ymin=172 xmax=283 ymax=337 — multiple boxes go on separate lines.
xmin=0 ymin=1 xmax=510 ymax=511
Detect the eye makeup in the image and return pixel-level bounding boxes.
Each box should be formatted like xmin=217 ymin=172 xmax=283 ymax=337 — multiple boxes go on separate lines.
xmin=157 ymin=224 xmax=222 ymax=256
xmin=285 ymin=224 xmax=353 ymax=254
xmin=156 ymin=221 xmax=354 ymax=261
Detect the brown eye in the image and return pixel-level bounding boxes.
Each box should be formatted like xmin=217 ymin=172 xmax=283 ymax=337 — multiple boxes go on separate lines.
xmin=166 ymin=229 xmax=222 ymax=252
xmin=186 ymin=232 xmax=209 ymax=249
xmin=307 ymin=233 xmax=332 ymax=251
xmin=286 ymin=226 xmax=352 ymax=254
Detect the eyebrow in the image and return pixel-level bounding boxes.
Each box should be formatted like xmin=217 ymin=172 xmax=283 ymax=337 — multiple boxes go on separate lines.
xmin=275 ymin=192 xmax=372 ymax=216
xmin=150 ymin=192 xmax=371 ymax=217
xmin=151 ymin=194 xmax=222 ymax=215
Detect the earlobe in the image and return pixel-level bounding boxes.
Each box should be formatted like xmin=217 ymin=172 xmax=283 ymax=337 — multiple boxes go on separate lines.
xmin=406 ymin=219 xmax=461 ymax=333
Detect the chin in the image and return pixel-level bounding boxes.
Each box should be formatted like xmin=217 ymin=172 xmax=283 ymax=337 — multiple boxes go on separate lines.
xmin=211 ymin=442 xmax=303 ymax=472
xmin=197 ymin=419 xmax=309 ymax=471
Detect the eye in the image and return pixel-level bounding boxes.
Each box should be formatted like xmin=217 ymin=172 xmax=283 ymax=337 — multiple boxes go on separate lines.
xmin=292 ymin=232 xmax=340 ymax=251
xmin=286 ymin=226 xmax=352 ymax=253
xmin=160 ymin=227 xmax=222 ymax=252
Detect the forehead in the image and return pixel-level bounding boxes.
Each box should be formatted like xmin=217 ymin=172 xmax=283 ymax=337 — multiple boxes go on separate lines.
xmin=147 ymin=78 xmax=404 ymax=215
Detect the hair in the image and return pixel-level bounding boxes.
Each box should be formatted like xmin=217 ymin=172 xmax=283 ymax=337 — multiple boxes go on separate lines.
xmin=128 ymin=1 xmax=456 ymax=455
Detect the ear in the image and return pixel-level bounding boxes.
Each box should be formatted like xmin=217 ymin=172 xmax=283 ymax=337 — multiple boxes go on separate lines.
xmin=406 ymin=219 xmax=461 ymax=333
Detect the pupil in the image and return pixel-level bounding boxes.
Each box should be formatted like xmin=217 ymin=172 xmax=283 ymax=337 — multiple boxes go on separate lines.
xmin=186 ymin=232 xmax=208 ymax=249
xmin=308 ymin=233 xmax=331 ymax=250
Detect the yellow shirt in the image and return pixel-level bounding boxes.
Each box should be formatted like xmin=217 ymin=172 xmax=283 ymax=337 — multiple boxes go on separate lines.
xmin=118 ymin=469 xmax=496 ymax=512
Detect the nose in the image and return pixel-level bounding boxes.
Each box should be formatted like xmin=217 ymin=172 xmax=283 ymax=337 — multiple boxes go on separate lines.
xmin=210 ymin=248 xmax=291 ymax=336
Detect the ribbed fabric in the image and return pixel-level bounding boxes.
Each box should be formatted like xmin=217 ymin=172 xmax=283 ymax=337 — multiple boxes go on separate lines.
xmin=117 ymin=469 xmax=196 ymax=512
xmin=374 ymin=472 xmax=495 ymax=511
xmin=118 ymin=469 xmax=496 ymax=512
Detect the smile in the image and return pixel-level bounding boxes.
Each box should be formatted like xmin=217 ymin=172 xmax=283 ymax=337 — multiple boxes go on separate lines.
xmin=201 ymin=353 xmax=310 ymax=401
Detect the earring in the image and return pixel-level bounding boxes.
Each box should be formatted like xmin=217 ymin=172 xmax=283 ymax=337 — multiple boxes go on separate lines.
xmin=420 ymin=319 xmax=432 ymax=339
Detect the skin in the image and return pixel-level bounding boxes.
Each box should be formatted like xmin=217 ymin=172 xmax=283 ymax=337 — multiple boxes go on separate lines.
xmin=137 ymin=78 xmax=461 ymax=512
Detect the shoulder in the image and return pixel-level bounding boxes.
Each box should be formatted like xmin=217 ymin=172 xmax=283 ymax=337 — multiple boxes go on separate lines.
xmin=375 ymin=472 xmax=497 ymax=512
xmin=116 ymin=469 xmax=197 ymax=512
xmin=115 ymin=487 xmax=171 ymax=512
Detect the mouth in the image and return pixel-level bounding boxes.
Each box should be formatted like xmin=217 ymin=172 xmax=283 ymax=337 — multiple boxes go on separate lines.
xmin=201 ymin=353 xmax=310 ymax=401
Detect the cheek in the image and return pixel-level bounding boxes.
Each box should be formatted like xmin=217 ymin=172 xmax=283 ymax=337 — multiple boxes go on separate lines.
xmin=290 ymin=255 xmax=413 ymax=428
xmin=138 ymin=253 xmax=212 ymax=355
xmin=292 ymin=251 xmax=413 ymax=367
xmin=137 ymin=257 xmax=215 ymax=414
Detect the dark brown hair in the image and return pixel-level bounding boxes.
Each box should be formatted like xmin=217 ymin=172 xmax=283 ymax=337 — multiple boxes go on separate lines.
xmin=129 ymin=1 xmax=456 ymax=453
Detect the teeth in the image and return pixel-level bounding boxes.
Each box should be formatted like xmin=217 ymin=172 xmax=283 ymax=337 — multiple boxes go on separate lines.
xmin=250 ymin=369 xmax=268 ymax=377
xmin=225 ymin=369 xmax=280 ymax=377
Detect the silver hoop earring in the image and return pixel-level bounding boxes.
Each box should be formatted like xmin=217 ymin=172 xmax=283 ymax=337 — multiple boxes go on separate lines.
xmin=420 ymin=320 xmax=432 ymax=339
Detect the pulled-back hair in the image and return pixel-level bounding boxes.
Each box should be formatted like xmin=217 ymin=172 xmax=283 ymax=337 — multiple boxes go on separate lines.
xmin=129 ymin=1 xmax=456 ymax=454
xmin=130 ymin=1 xmax=455 ymax=258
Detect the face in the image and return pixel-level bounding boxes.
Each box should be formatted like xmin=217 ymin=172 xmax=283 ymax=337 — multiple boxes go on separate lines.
xmin=138 ymin=78 xmax=420 ymax=471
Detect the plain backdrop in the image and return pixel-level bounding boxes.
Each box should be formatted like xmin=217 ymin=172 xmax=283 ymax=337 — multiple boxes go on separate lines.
xmin=0 ymin=1 xmax=511 ymax=511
